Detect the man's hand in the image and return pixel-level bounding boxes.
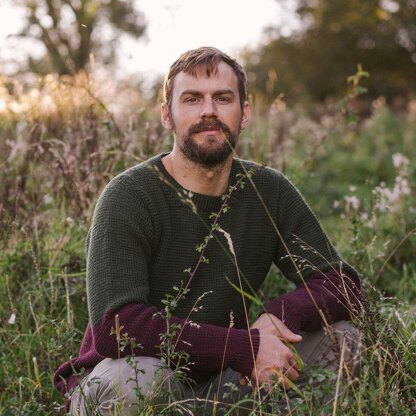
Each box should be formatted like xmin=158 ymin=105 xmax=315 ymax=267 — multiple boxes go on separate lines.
xmin=251 ymin=313 xmax=302 ymax=343
xmin=242 ymin=314 xmax=302 ymax=390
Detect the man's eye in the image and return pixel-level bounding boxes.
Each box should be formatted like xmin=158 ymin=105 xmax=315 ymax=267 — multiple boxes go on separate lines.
xmin=185 ymin=97 xmax=198 ymax=103
xmin=216 ymin=96 xmax=231 ymax=103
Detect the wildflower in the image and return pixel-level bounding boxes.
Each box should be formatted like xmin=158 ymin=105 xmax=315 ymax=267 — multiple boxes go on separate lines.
xmin=374 ymin=154 xmax=412 ymax=213
xmin=43 ymin=194 xmax=53 ymax=205
xmin=392 ymin=153 xmax=410 ymax=170
xmin=8 ymin=313 xmax=16 ymax=325
xmin=344 ymin=195 xmax=360 ymax=211
xmin=394 ymin=176 xmax=411 ymax=196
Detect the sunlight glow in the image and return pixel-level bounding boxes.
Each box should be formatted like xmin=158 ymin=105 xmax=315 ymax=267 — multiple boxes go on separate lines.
xmin=0 ymin=0 xmax=299 ymax=77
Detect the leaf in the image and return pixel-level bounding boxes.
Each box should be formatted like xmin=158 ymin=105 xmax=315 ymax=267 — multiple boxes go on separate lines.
xmin=271 ymin=368 xmax=304 ymax=396
xmin=225 ymin=276 xmax=262 ymax=306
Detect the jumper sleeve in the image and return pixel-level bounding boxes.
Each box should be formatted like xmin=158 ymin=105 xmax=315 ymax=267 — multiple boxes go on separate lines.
xmin=86 ymin=175 xmax=259 ymax=377
xmin=268 ymin=173 xmax=361 ymax=332
xmin=93 ymin=302 xmax=259 ymax=379
xmin=263 ymin=270 xmax=361 ymax=333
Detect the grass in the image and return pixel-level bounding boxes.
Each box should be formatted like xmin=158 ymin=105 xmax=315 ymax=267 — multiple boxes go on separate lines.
xmin=0 ymin=72 xmax=415 ymax=414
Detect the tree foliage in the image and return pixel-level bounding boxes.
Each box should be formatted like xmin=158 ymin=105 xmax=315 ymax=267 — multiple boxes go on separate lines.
xmin=244 ymin=0 xmax=416 ymax=104
xmin=13 ymin=0 xmax=146 ymax=75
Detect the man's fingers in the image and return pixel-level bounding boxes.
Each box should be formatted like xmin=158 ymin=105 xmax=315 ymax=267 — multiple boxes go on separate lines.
xmin=280 ymin=328 xmax=302 ymax=343
xmin=283 ymin=366 xmax=299 ymax=382
xmin=288 ymin=357 xmax=300 ymax=371
xmin=254 ymin=366 xmax=299 ymax=391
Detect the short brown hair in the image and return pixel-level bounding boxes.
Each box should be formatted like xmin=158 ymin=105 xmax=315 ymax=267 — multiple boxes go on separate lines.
xmin=163 ymin=46 xmax=247 ymax=112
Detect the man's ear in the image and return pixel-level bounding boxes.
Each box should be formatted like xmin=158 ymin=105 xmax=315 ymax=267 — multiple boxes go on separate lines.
xmin=161 ymin=103 xmax=173 ymax=130
xmin=240 ymin=101 xmax=250 ymax=130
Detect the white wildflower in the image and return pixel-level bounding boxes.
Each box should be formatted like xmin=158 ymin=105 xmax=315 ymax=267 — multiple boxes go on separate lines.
xmin=8 ymin=313 xmax=16 ymax=325
xmin=43 ymin=194 xmax=53 ymax=205
xmin=395 ymin=177 xmax=411 ymax=196
xmin=392 ymin=153 xmax=410 ymax=170
xmin=344 ymin=195 xmax=360 ymax=211
xmin=374 ymin=185 xmax=392 ymax=212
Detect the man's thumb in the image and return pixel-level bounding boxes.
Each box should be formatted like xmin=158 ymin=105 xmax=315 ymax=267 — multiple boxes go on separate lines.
xmin=283 ymin=329 xmax=302 ymax=343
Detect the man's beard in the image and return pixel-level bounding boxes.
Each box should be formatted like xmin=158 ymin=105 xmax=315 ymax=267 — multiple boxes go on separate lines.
xmin=177 ymin=119 xmax=239 ymax=168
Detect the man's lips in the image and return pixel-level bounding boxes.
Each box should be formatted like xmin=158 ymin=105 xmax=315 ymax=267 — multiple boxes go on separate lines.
xmin=196 ymin=129 xmax=221 ymax=136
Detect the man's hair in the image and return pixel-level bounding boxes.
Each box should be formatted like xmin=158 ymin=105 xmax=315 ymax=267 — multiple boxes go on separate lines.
xmin=163 ymin=46 xmax=247 ymax=112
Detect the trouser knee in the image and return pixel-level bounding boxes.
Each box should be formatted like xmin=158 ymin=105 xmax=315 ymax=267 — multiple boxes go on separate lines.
xmin=330 ymin=320 xmax=362 ymax=377
xmin=69 ymin=356 xmax=171 ymax=415
xmin=296 ymin=320 xmax=362 ymax=378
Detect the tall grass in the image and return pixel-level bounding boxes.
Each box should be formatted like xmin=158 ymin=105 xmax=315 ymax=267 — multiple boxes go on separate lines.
xmin=0 ymin=72 xmax=415 ymax=414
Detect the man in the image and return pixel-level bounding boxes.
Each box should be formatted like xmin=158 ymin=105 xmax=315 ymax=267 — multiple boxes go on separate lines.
xmin=55 ymin=47 xmax=362 ymax=415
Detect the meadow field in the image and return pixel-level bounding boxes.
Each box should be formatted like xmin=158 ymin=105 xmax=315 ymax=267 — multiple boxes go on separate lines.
xmin=0 ymin=73 xmax=415 ymax=415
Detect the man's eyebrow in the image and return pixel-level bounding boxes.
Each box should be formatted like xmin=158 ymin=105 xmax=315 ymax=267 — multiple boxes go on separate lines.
xmin=179 ymin=90 xmax=203 ymax=97
xmin=213 ymin=89 xmax=235 ymax=96
xmin=179 ymin=89 xmax=235 ymax=97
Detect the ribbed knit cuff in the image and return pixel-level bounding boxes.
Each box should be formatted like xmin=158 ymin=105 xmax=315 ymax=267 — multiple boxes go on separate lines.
xmin=226 ymin=328 xmax=260 ymax=377
xmin=263 ymin=297 xmax=302 ymax=334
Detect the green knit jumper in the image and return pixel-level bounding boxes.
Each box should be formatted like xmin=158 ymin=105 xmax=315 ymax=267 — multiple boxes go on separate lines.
xmin=54 ymin=153 xmax=361 ymax=394
xmin=87 ymin=153 xmax=352 ymax=329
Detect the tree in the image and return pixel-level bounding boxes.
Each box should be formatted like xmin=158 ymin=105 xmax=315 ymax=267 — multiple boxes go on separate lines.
xmin=12 ymin=0 xmax=146 ymax=75
xmin=244 ymin=0 xmax=416 ymax=104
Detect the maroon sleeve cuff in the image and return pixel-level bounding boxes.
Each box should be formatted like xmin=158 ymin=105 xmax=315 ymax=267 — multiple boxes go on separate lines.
xmin=226 ymin=327 xmax=260 ymax=376
xmin=262 ymin=270 xmax=361 ymax=333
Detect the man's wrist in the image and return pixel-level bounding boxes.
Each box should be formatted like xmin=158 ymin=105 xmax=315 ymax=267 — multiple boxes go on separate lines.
xmin=227 ymin=327 xmax=260 ymax=376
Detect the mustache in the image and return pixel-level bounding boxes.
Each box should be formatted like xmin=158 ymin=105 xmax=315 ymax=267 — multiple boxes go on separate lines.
xmin=187 ymin=119 xmax=232 ymax=136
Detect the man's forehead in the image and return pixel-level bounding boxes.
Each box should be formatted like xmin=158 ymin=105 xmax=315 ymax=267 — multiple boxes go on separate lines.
xmin=172 ymin=62 xmax=239 ymax=95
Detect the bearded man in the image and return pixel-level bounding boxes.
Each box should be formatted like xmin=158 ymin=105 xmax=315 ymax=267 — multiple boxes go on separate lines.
xmin=55 ymin=47 xmax=362 ymax=415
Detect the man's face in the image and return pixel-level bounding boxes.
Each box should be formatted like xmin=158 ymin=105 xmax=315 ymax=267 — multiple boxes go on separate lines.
xmin=162 ymin=61 xmax=250 ymax=167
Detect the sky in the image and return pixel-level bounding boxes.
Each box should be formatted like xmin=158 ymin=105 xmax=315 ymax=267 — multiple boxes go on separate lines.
xmin=0 ymin=0 xmax=298 ymax=80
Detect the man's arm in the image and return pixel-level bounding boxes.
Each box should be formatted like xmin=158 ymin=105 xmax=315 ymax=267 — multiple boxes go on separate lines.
xmin=245 ymin=269 xmax=360 ymax=388
xmin=269 ymin=172 xmax=362 ymax=333
xmin=91 ymin=301 xmax=260 ymax=379
xmin=264 ymin=269 xmax=361 ymax=334
xmin=243 ymin=170 xmax=362 ymax=388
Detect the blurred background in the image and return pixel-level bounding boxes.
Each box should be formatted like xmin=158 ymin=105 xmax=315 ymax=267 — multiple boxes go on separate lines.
xmin=1 ymin=1 xmax=415 ymax=414
xmin=1 ymin=0 xmax=415 ymax=106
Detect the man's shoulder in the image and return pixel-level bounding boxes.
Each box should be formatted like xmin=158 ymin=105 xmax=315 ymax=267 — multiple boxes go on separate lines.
xmin=234 ymin=158 xmax=285 ymax=183
xmin=116 ymin=153 xmax=164 ymax=182
xmin=107 ymin=154 xmax=164 ymax=189
xmin=97 ymin=154 xmax=167 ymax=206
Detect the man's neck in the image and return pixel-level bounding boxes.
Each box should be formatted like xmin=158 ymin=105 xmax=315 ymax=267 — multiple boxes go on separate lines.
xmin=162 ymin=150 xmax=233 ymax=196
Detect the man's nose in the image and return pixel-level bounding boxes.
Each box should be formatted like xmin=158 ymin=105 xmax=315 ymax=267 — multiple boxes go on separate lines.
xmin=200 ymin=98 xmax=217 ymax=118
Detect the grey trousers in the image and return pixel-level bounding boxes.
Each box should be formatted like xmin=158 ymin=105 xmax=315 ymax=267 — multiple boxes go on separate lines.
xmin=69 ymin=320 xmax=361 ymax=415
